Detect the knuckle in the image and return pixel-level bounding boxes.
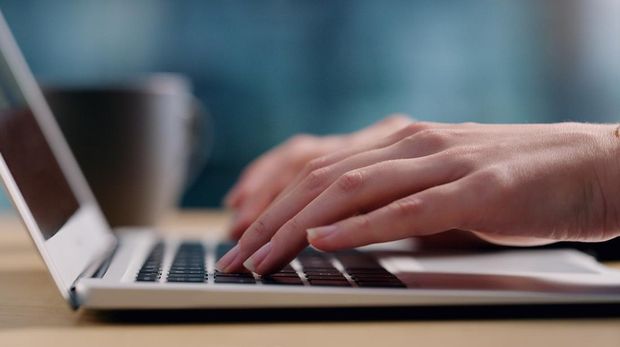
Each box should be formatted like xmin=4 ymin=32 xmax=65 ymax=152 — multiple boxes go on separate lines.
xmin=380 ymin=122 xmax=431 ymax=148
xmin=351 ymin=214 xmax=372 ymax=233
xmin=390 ymin=197 xmax=423 ymax=217
xmin=395 ymin=122 xmax=431 ymax=138
xmin=383 ymin=113 xmax=413 ymax=126
xmin=250 ymin=219 xmax=269 ymax=238
xmin=399 ymin=128 xmax=452 ymax=153
xmin=239 ymin=218 xmax=271 ymax=249
xmin=474 ymin=166 xmax=513 ymax=197
xmin=304 ymin=156 xmax=329 ymax=173
xmin=440 ymin=147 xmax=478 ymax=175
xmin=285 ymin=217 xmax=303 ymax=234
xmin=414 ymin=128 xmax=450 ymax=149
xmin=239 ymin=160 xmax=261 ymax=179
xmin=287 ymin=134 xmax=316 ymax=149
xmin=303 ymin=167 xmax=331 ymax=193
xmin=336 ymin=170 xmax=365 ymax=193
xmin=346 ymin=214 xmax=384 ymax=245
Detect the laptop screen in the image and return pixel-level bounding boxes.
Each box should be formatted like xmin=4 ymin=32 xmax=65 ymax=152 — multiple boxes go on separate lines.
xmin=0 ymin=50 xmax=79 ymax=240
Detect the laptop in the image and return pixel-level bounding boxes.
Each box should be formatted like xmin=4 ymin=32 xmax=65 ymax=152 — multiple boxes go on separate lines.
xmin=1 ymin=12 xmax=620 ymax=312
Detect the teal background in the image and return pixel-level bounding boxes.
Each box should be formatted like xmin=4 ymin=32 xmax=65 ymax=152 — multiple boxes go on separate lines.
xmin=0 ymin=0 xmax=619 ymax=208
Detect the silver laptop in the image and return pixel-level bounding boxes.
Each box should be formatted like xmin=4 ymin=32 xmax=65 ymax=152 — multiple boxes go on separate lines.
xmin=1 ymin=12 xmax=620 ymax=311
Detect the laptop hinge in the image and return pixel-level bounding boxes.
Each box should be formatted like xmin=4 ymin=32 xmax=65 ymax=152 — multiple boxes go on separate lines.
xmin=69 ymin=236 xmax=119 ymax=309
xmin=68 ymin=287 xmax=80 ymax=310
xmin=91 ymin=242 xmax=119 ymax=279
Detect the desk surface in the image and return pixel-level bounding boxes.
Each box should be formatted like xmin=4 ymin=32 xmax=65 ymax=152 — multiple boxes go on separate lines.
xmin=1 ymin=210 xmax=620 ymax=347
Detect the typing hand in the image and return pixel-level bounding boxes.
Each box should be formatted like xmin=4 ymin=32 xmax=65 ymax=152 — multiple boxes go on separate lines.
xmin=218 ymin=120 xmax=620 ymax=274
xmin=223 ymin=115 xmax=413 ymax=239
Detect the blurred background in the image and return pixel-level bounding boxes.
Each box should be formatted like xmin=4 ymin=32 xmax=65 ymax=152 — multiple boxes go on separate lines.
xmin=0 ymin=0 xmax=619 ymax=209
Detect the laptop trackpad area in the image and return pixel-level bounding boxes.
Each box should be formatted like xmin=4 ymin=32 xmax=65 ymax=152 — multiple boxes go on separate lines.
xmin=376 ymin=249 xmax=620 ymax=293
xmin=381 ymin=249 xmax=603 ymax=275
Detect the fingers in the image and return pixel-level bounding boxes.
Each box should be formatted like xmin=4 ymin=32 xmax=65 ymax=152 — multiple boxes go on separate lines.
xmin=217 ymin=146 xmax=408 ymax=272
xmin=276 ymin=121 xmax=443 ymax=199
xmin=223 ymin=184 xmax=243 ymax=208
xmin=224 ymin=134 xmax=318 ymax=208
xmin=245 ymin=155 xmax=470 ymax=274
xmin=225 ymin=134 xmax=343 ymax=234
xmin=223 ymin=154 xmax=279 ymax=209
xmin=224 ymin=120 xmax=521 ymax=209
xmin=307 ymin=179 xmax=475 ymax=251
xmin=228 ymin=185 xmax=283 ymax=239
xmin=226 ymin=120 xmax=439 ymax=210
xmin=216 ymin=124 xmax=457 ymax=273
xmin=226 ymin=161 xmax=289 ymax=235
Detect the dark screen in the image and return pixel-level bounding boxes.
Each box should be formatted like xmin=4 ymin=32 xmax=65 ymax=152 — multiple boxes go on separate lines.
xmin=0 ymin=48 xmax=79 ymax=240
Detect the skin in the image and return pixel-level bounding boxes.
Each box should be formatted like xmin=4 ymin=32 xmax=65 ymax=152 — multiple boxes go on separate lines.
xmin=217 ymin=117 xmax=620 ymax=275
xmin=224 ymin=114 xmax=414 ymax=239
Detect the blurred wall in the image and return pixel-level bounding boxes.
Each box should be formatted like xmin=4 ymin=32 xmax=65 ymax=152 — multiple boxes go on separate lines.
xmin=0 ymin=0 xmax=618 ymax=207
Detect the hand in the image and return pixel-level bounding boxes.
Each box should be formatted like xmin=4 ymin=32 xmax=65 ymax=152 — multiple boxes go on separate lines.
xmin=217 ymin=121 xmax=620 ymax=274
xmin=223 ymin=114 xmax=413 ymax=239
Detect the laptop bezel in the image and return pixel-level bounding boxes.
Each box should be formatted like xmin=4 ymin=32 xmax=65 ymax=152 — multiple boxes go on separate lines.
xmin=0 ymin=11 xmax=116 ymax=302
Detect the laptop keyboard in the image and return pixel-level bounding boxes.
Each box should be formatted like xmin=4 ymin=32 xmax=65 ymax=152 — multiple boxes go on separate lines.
xmin=136 ymin=241 xmax=405 ymax=288
xmin=167 ymin=242 xmax=206 ymax=283
xmin=135 ymin=242 xmax=164 ymax=282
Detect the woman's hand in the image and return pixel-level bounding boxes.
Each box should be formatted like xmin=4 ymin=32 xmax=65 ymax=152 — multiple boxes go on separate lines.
xmin=224 ymin=115 xmax=413 ymax=239
xmin=217 ymin=121 xmax=620 ymax=275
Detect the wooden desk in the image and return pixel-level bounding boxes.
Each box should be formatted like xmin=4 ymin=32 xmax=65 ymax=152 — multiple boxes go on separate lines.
xmin=1 ymin=210 xmax=620 ymax=347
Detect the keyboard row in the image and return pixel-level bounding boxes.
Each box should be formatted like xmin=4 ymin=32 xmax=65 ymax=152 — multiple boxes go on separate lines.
xmin=136 ymin=242 xmax=405 ymax=288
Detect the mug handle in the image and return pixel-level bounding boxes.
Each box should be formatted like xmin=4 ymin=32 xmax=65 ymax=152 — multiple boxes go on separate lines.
xmin=185 ymin=96 xmax=212 ymax=186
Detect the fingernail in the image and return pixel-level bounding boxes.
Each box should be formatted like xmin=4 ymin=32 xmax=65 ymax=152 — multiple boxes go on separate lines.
xmin=307 ymin=225 xmax=337 ymax=242
xmin=243 ymin=242 xmax=272 ymax=273
xmin=215 ymin=244 xmax=240 ymax=272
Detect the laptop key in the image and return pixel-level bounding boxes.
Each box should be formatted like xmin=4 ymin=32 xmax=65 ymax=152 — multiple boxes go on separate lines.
xmin=262 ymin=276 xmax=304 ymax=286
xmin=352 ymin=277 xmax=400 ymax=283
xmin=214 ymin=277 xmax=256 ymax=284
xmin=306 ymin=274 xmax=347 ymax=281
xmin=166 ymin=241 xmax=206 ymax=283
xmin=137 ymin=273 xmax=161 ymax=279
xmin=168 ymin=277 xmax=206 ymax=283
xmin=169 ymin=270 xmax=205 ymax=275
xmin=350 ymin=271 xmax=398 ymax=278
xmin=355 ymin=281 xmax=406 ymax=288
xmin=269 ymin=272 xmax=303 ymax=278
xmin=335 ymin=251 xmax=383 ymax=271
xmin=308 ymin=279 xmax=351 ymax=287
xmin=136 ymin=275 xmax=160 ymax=282
xmin=304 ymin=270 xmax=342 ymax=276
xmin=214 ymin=272 xmax=254 ymax=278
xmin=167 ymin=272 xmax=205 ymax=278
xmin=298 ymin=249 xmax=335 ymax=269
xmin=298 ymin=259 xmax=334 ymax=270
xmin=135 ymin=242 xmax=165 ymax=282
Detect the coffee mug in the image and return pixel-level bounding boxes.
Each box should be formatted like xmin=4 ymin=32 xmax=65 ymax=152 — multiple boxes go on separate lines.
xmin=43 ymin=74 xmax=210 ymax=227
